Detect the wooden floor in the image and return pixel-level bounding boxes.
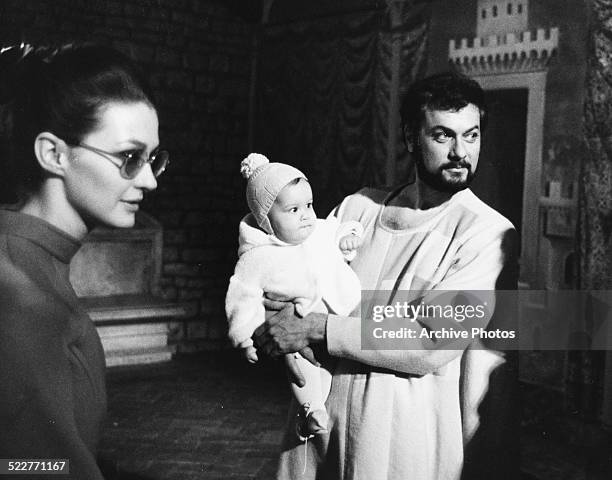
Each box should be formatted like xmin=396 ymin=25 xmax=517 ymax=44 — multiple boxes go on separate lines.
xmin=99 ymin=352 xmax=290 ymax=480
xmin=99 ymin=352 xmax=612 ymax=480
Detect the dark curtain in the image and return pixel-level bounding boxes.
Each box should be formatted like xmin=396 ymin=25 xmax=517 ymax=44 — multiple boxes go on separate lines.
xmin=581 ymin=0 xmax=612 ymax=290
xmin=254 ymin=2 xmax=429 ymax=215
xmin=574 ymin=0 xmax=612 ymax=418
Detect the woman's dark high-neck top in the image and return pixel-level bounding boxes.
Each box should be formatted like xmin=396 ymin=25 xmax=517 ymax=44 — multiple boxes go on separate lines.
xmin=0 ymin=209 xmax=107 ymax=480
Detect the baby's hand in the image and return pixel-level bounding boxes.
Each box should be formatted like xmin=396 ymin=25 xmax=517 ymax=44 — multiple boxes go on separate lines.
xmin=339 ymin=234 xmax=362 ymax=254
xmin=243 ymin=345 xmax=259 ymax=363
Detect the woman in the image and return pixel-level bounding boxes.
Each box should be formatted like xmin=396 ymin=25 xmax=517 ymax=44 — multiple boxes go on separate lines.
xmin=0 ymin=44 xmax=168 ymax=479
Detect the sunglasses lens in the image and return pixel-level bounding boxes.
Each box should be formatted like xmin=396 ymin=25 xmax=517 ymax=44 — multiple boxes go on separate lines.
xmin=151 ymin=150 xmax=169 ymax=177
xmin=123 ymin=155 xmax=143 ymax=179
xmin=120 ymin=150 xmax=169 ymax=179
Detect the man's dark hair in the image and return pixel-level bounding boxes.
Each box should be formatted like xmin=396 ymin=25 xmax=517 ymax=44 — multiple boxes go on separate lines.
xmin=400 ymin=72 xmax=487 ymax=139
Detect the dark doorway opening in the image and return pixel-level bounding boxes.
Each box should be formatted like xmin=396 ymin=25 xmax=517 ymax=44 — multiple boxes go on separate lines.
xmin=471 ymin=88 xmax=527 ymax=248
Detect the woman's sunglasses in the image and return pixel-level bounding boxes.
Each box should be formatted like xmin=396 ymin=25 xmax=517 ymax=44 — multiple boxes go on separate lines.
xmin=68 ymin=142 xmax=169 ymax=180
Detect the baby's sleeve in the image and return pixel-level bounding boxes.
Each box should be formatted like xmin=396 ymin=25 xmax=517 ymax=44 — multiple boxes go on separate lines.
xmin=225 ymin=255 xmax=265 ymax=349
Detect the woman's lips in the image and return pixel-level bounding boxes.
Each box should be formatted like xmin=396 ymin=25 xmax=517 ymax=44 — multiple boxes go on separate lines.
xmin=121 ymin=200 xmax=141 ymax=211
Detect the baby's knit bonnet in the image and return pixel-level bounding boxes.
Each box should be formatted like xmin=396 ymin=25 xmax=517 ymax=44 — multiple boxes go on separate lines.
xmin=240 ymin=153 xmax=307 ymax=234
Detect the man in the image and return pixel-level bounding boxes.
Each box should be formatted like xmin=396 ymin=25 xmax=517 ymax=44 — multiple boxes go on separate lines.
xmin=255 ymin=72 xmax=517 ymax=480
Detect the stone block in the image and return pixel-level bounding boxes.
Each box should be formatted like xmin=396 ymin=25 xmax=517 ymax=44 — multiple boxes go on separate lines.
xmin=182 ymin=248 xmax=218 ymax=262
xmin=132 ymin=31 xmax=161 ymax=45
xmin=164 ymin=230 xmax=188 ymax=245
xmin=161 ymin=110 xmax=190 ymax=129
xmin=160 ymin=286 xmax=177 ymax=301
xmin=155 ymin=47 xmax=181 ymax=67
xmin=178 ymin=289 xmax=205 ymax=300
xmin=205 ymin=315 xmax=228 ymax=340
xmin=181 ymin=300 xmax=200 ymax=317
xmin=156 ymin=91 xmax=188 ymax=109
xmin=158 ymin=212 xmax=183 ymax=228
xmin=149 ymin=7 xmax=171 ymax=22
xmin=159 ymin=277 xmax=174 ymax=287
xmin=192 ymin=17 xmax=211 ymax=33
xmin=163 ymin=247 xmax=179 ymax=262
xmin=124 ymin=3 xmax=149 ymax=17
xmin=183 ymin=53 xmax=208 ymax=71
xmin=183 ymin=212 xmax=208 ymax=227
xmin=163 ymin=263 xmax=201 ymax=277
xmin=230 ymin=57 xmax=252 ymax=76
xmin=200 ymin=298 xmax=222 ymax=316
xmin=186 ymin=320 xmax=209 ymax=339
xmin=206 ymin=98 xmax=228 ymax=115
xmin=166 ymin=70 xmax=192 ymax=90
xmin=33 ymin=14 xmax=55 ymax=28
xmin=167 ymin=321 xmax=184 ymax=342
xmin=88 ymin=32 xmax=113 ymax=45
xmin=106 ymin=16 xmax=134 ymax=29
xmin=227 ymin=136 xmax=247 ymax=155
xmin=149 ymin=72 xmax=165 ymax=88
xmin=195 ymin=73 xmax=215 ymax=93
xmin=115 ymin=42 xmax=155 ymax=63
xmin=167 ymin=32 xmax=187 ymax=48
xmin=209 ymin=53 xmax=230 ymax=72
xmin=163 ymin=0 xmax=190 ymax=10
xmin=153 ymin=195 xmax=179 ymax=210
xmin=218 ymin=78 xmax=249 ymax=97
xmin=213 ymin=155 xmax=235 ymax=173
xmin=186 ymin=278 xmax=212 ymax=288
xmin=171 ymin=11 xmax=193 ymax=25
xmin=174 ymin=277 xmax=188 ymax=288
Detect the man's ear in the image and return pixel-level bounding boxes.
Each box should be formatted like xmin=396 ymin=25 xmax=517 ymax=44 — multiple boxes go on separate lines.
xmin=403 ymin=126 xmax=415 ymax=153
xmin=34 ymin=132 xmax=69 ymax=177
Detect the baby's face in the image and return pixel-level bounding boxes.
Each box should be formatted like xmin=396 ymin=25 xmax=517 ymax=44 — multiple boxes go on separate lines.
xmin=268 ymin=179 xmax=317 ymax=244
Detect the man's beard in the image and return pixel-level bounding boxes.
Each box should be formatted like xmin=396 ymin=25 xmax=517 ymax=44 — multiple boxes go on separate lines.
xmin=414 ymin=152 xmax=476 ymax=194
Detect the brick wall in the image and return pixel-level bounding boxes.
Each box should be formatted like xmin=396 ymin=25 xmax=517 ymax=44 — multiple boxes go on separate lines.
xmin=0 ymin=0 xmax=255 ymax=350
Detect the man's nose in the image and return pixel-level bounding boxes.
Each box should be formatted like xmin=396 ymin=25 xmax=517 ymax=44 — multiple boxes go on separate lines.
xmin=450 ymin=138 xmax=467 ymax=160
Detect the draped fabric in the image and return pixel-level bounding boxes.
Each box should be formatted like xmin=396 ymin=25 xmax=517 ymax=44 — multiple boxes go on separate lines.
xmin=573 ymin=0 xmax=612 ymax=418
xmin=580 ymin=0 xmax=612 ymax=291
xmin=254 ymin=2 xmax=429 ymax=215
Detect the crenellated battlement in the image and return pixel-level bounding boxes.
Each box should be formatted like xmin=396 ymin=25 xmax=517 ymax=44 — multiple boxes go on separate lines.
xmin=449 ymin=27 xmax=559 ymax=75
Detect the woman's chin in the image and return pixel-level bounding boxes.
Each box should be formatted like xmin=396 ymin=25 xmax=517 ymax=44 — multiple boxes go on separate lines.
xmin=101 ymin=214 xmax=136 ymax=229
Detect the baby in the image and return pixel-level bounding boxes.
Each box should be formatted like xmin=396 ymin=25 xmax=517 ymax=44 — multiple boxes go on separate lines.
xmin=225 ymin=153 xmax=362 ymax=440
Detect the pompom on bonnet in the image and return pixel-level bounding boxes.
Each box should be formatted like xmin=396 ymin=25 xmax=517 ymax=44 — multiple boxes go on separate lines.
xmin=240 ymin=153 xmax=307 ymax=234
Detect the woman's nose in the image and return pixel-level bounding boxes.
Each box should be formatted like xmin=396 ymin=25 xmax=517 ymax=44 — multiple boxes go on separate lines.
xmin=134 ymin=163 xmax=158 ymax=191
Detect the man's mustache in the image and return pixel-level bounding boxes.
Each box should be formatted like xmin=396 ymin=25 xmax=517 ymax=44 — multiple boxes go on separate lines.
xmin=440 ymin=161 xmax=471 ymax=170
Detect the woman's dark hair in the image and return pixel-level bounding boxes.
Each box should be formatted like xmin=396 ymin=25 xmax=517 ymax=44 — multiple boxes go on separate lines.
xmin=0 ymin=43 xmax=155 ymax=197
xmin=400 ymin=72 xmax=487 ymax=140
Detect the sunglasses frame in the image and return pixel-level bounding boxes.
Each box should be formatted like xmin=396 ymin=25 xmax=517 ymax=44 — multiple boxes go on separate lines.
xmin=67 ymin=141 xmax=169 ymax=179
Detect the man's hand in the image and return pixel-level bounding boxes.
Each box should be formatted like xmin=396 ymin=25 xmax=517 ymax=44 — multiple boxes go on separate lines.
xmin=253 ymin=305 xmax=327 ymax=358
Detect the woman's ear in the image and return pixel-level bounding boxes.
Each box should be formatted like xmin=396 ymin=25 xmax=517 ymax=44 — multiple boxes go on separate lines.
xmin=33 ymin=132 xmax=69 ymax=177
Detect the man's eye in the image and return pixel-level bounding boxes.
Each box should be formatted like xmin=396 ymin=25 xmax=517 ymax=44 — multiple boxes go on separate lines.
xmin=465 ymin=132 xmax=480 ymax=143
xmin=290 ymin=207 xmax=298 ymax=213
xmin=307 ymin=203 xmax=313 ymax=209
xmin=433 ymin=132 xmax=450 ymax=143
